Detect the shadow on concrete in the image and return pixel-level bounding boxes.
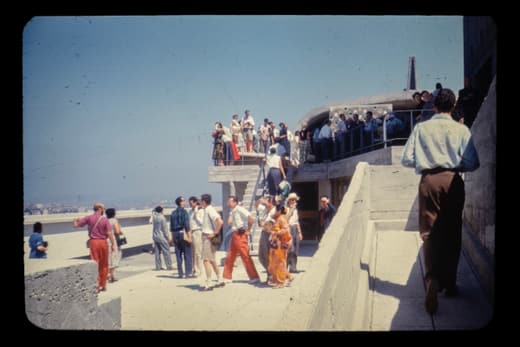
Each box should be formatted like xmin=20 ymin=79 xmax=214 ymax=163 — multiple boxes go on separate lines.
xmin=299 ymin=242 xmax=319 ymax=257
xmin=404 ymin=195 xmax=419 ymax=231
xmin=156 ymin=274 xmax=178 ymax=279
xmin=362 ymin=242 xmax=493 ymax=331
xmin=361 ymin=249 xmax=432 ymax=330
xmin=176 ymin=284 xmax=207 ymax=291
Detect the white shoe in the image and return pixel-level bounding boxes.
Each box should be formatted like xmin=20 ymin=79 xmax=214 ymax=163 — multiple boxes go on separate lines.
xmin=248 ymin=278 xmax=260 ymax=284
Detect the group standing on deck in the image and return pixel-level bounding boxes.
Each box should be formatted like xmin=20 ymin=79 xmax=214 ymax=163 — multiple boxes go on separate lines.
xmin=27 ymin=90 xmax=481 ymax=316
xmin=59 ymin=185 xmax=333 ymax=293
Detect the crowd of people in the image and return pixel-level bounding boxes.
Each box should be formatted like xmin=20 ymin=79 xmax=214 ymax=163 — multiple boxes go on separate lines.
xmin=212 ymin=110 xmax=301 ymax=167
xmin=213 ymin=80 xmax=481 ymax=168
xmin=27 ymin=82 xmax=482 ymax=312
xmin=30 ymin=186 xmax=336 ymax=293
xmin=155 ymin=191 xmax=318 ymax=291
xmin=211 ymin=107 xmax=415 ymax=167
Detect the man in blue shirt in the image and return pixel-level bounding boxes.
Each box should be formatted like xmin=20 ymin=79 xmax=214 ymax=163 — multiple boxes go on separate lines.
xmin=29 ymin=222 xmax=48 ymax=258
xmin=401 ymin=88 xmax=480 ymax=315
xmin=170 ymin=196 xmax=192 ymax=278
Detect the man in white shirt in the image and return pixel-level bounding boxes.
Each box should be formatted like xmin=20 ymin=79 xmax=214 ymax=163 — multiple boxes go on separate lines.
xmin=243 ymin=109 xmax=255 ymax=152
xmin=188 ymin=196 xmax=204 ymax=277
xmin=259 ymin=118 xmax=270 ymax=154
xmin=200 ymin=194 xmax=224 ymax=291
xmin=401 ymin=88 xmax=480 ymax=314
xmin=319 ymin=119 xmax=333 ymax=161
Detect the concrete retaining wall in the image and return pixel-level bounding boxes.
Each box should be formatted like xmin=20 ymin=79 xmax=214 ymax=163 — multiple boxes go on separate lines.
xmin=25 ymin=260 xmax=121 ymax=329
xmin=280 ymin=162 xmax=371 ymax=330
xmin=462 ymin=76 xmax=495 ymax=304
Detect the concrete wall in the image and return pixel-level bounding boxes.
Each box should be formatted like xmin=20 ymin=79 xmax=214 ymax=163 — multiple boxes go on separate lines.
xmin=463 ymin=16 xmax=497 ymax=94
xmin=208 ymin=165 xmax=259 ymax=183
xmin=318 ymin=180 xmax=331 ymax=202
xmin=280 ymin=162 xmax=371 ymax=330
xmin=221 ymin=182 xmax=232 ymax=233
xmin=25 ymin=260 xmax=121 ymax=329
xmin=290 ymin=146 xmax=401 ymax=183
xmin=462 ymin=76 xmax=496 ymax=303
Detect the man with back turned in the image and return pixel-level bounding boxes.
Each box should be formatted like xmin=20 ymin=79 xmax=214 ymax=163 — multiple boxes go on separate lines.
xmin=401 ymin=88 xmax=480 ymax=315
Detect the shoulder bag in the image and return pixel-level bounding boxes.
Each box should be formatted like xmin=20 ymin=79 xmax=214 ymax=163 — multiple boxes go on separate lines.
xmin=208 ymin=211 xmax=223 ymax=247
xmin=86 ymin=215 xmax=104 ymax=248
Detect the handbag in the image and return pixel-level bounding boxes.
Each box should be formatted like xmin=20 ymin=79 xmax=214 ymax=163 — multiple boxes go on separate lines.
xmin=86 ymin=215 xmax=104 ymax=248
xmin=210 ymin=230 xmax=222 ymax=247
xmin=208 ymin=215 xmax=223 ymax=247
xmin=183 ymin=230 xmax=192 ymax=243
xmin=116 ymin=234 xmax=127 ymax=247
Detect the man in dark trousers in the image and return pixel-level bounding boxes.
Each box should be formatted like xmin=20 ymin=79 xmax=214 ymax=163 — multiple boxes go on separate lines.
xmin=170 ymin=196 xmax=192 ymax=278
xmin=401 ymin=88 xmax=480 ymax=315
xmin=318 ymin=195 xmax=336 ymax=242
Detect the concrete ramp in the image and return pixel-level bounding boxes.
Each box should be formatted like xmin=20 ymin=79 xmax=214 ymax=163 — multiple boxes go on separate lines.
xmin=370 ymin=225 xmax=492 ymax=330
xmin=280 ymin=164 xmax=493 ymax=330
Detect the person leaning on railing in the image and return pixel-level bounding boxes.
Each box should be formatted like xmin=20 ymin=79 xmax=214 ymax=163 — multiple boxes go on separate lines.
xmin=363 ymin=111 xmax=381 ymax=147
xmin=212 ymin=122 xmax=225 ymax=166
xmin=242 ymin=109 xmax=255 ymax=153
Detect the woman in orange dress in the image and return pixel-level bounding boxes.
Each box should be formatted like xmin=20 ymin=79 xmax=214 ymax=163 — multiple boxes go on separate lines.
xmin=267 ymin=205 xmax=293 ymax=288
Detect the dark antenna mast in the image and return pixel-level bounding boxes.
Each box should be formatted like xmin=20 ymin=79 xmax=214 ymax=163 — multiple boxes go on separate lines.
xmin=407 ymin=56 xmax=416 ymax=90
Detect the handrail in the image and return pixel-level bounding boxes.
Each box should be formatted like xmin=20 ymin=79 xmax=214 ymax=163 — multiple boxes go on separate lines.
xmin=210 ymin=108 xmax=434 ymax=166
xmin=248 ymin=161 xmax=266 ymax=213
xmin=246 ymin=161 xmax=266 ymax=251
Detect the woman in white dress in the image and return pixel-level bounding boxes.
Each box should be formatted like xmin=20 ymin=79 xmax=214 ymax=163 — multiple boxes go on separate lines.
xmin=106 ymin=208 xmax=124 ymax=282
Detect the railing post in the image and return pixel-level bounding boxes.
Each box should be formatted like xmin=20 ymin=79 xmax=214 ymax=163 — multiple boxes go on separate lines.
xmin=359 ymin=126 xmax=364 ymax=154
xmin=409 ymin=110 xmax=414 ymax=135
xmin=383 ymin=117 xmax=387 ymax=148
xmin=349 ymin=130 xmax=354 ymax=156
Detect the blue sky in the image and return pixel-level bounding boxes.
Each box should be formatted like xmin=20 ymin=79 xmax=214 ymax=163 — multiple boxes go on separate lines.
xmin=23 ymin=15 xmax=463 ymax=209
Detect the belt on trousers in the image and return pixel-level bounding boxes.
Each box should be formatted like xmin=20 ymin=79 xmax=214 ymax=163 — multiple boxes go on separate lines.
xmin=421 ymin=167 xmax=460 ymax=175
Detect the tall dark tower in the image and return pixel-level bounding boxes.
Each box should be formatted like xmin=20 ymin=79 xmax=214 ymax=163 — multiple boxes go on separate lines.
xmin=407 ymin=56 xmax=416 ymax=90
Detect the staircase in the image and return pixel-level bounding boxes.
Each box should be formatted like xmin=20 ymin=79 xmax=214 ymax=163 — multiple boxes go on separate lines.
xmin=241 ymin=164 xmax=267 ymax=253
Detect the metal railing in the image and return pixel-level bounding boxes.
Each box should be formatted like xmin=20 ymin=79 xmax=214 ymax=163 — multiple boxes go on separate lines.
xmin=310 ymin=108 xmax=431 ymax=161
xmin=210 ymin=109 xmax=433 ymax=166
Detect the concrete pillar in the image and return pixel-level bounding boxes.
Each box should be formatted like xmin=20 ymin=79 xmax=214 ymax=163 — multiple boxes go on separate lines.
xmin=230 ymin=181 xmax=236 ymax=196
xmin=318 ymin=179 xmax=331 ymax=201
xmin=222 ymin=182 xmax=234 ymax=232
xmin=234 ymin=182 xmax=247 ymax=202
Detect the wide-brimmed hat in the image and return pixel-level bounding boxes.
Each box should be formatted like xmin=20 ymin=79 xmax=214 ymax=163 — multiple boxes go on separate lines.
xmin=287 ymin=192 xmax=300 ymax=201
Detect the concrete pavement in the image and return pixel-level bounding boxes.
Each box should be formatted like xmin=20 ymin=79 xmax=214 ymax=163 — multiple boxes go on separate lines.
xmin=370 ymin=228 xmax=493 ymax=330
xmin=24 ymin=218 xmax=492 ymax=330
